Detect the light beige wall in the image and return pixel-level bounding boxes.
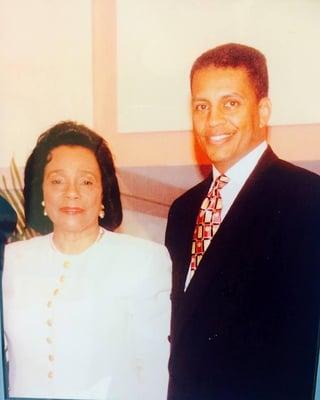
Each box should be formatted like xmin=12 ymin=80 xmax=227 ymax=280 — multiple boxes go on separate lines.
xmin=1 ymin=0 xmax=319 ymax=170
xmin=116 ymin=0 xmax=320 ymax=132
xmin=93 ymin=0 xmax=320 ymax=168
xmin=0 ymin=0 xmax=93 ymax=168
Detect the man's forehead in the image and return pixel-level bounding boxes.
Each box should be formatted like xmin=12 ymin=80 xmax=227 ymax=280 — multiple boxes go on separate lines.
xmin=191 ymin=66 xmax=253 ymax=94
xmin=192 ymin=65 xmax=249 ymax=80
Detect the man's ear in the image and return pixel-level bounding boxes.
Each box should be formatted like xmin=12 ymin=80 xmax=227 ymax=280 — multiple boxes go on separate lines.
xmin=258 ymin=97 xmax=272 ymax=128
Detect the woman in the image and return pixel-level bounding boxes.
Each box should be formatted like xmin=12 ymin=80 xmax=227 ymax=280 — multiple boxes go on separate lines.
xmin=3 ymin=121 xmax=171 ymax=400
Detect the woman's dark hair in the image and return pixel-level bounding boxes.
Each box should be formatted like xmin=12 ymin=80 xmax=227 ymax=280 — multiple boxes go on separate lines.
xmin=24 ymin=121 xmax=122 ymax=234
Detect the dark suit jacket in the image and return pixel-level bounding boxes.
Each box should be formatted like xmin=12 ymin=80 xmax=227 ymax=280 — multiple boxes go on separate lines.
xmin=165 ymin=147 xmax=320 ymax=400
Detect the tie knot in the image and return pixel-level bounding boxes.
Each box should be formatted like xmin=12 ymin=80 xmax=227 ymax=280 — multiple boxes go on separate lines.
xmin=213 ymin=174 xmax=229 ymax=190
xmin=206 ymin=174 xmax=229 ymax=202
xmin=210 ymin=175 xmax=230 ymax=196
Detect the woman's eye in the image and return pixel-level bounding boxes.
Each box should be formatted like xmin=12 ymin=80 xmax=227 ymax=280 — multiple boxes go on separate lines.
xmin=51 ymin=178 xmax=63 ymax=184
xmin=81 ymin=179 xmax=93 ymax=186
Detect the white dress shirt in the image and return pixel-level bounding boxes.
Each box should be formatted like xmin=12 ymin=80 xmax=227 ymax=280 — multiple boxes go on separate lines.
xmin=214 ymin=141 xmax=267 ymax=221
xmin=185 ymin=142 xmax=267 ymax=288
xmin=3 ymin=229 xmax=171 ymax=400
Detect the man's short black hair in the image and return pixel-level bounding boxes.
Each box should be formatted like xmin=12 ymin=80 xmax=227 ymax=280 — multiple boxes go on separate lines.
xmin=24 ymin=121 xmax=122 ymax=234
xmin=190 ymin=43 xmax=269 ymax=100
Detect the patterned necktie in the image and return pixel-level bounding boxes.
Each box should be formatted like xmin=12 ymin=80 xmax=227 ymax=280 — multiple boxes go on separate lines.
xmin=190 ymin=174 xmax=229 ymax=272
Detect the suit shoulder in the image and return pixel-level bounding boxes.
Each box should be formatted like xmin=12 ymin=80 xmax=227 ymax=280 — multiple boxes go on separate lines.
xmin=271 ymin=159 xmax=320 ymax=192
xmin=276 ymin=159 xmax=319 ymax=179
xmin=169 ymin=176 xmax=211 ymax=211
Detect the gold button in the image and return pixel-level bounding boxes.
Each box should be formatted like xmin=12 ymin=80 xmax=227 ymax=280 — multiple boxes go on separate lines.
xmin=53 ymin=288 xmax=59 ymax=296
xmin=47 ymin=300 xmax=52 ymax=308
xmin=48 ymin=371 xmax=53 ymax=379
xmin=59 ymin=275 xmax=65 ymax=283
xmin=46 ymin=337 xmax=52 ymax=344
xmin=47 ymin=319 xmax=53 ymax=327
xmin=63 ymin=260 xmax=70 ymax=268
xmin=48 ymin=354 xmax=54 ymax=362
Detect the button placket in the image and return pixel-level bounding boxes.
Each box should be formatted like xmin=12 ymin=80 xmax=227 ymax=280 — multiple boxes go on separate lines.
xmin=45 ymin=258 xmax=70 ymax=380
xmin=46 ymin=295 xmax=54 ymax=379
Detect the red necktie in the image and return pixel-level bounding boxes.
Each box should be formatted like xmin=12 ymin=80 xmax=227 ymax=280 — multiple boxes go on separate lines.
xmin=190 ymin=174 xmax=229 ymax=272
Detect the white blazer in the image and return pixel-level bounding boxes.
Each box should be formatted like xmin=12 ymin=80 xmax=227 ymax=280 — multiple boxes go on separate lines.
xmin=3 ymin=229 xmax=171 ymax=400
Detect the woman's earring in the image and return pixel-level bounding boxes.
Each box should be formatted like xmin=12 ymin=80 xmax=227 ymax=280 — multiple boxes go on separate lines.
xmin=41 ymin=200 xmax=47 ymax=216
xmin=99 ymin=204 xmax=105 ymax=219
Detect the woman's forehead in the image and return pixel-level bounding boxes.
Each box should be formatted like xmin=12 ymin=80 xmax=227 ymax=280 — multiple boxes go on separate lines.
xmin=44 ymin=145 xmax=100 ymax=174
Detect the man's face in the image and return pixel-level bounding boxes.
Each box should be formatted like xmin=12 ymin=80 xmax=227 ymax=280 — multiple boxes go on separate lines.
xmin=191 ymin=66 xmax=270 ymax=172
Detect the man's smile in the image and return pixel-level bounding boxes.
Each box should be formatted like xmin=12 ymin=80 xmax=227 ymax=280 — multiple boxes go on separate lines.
xmin=207 ymin=133 xmax=233 ymax=143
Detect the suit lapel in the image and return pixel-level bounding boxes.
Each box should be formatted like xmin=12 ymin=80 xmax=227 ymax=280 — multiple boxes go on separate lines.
xmin=173 ymin=147 xmax=278 ymax=345
xmin=173 ymin=175 xmax=212 ymax=296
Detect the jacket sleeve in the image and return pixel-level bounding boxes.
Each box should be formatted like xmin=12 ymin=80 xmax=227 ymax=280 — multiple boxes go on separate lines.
xmin=128 ymin=244 xmax=172 ymax=400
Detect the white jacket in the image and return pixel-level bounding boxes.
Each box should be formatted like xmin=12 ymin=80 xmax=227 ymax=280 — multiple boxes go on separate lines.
xmin=3 ymin=229 xmax=171 ymax=400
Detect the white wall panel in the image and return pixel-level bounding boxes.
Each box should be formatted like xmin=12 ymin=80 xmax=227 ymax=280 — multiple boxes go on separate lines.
xmin=117 ymin=0 xmax=320 ymax=132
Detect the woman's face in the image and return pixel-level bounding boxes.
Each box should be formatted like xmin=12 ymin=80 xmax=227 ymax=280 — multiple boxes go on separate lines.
xmin=42 ymin=145 xmax=103 ymax=235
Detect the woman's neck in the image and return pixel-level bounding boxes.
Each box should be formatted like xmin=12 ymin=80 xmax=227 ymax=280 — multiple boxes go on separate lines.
xmin=52 ymin=225 xmax=102 ymax=254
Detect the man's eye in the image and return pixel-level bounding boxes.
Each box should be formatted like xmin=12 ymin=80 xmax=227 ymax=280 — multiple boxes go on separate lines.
xmin=195 ymin=103 xmax=209 ymax=111
xmin=224 ymin=99 xmax=240 ymax=109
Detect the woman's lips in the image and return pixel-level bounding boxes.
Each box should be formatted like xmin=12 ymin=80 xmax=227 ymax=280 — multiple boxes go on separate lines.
xmin=60 ymin=207 xmax=84 ymax=215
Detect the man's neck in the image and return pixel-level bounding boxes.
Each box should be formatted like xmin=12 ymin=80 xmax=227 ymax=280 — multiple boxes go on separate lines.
xmin=212 ymin=141 xmax=268 ymax=179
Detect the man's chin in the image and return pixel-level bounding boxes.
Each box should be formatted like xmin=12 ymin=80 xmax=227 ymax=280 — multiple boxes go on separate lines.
xmin=196 ymin=135 xmax=236 ymax=170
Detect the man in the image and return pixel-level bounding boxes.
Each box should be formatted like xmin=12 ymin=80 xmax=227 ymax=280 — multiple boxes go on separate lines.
xmin=165 ymin=43 xmax=320 ymax=400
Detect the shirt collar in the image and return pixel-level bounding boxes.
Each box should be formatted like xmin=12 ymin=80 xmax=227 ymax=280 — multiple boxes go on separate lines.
xmin=212 ymin=141 xmax=268 ymax=186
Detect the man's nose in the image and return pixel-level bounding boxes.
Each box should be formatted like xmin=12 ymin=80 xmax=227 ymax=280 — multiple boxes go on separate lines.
xmin=209 ymin=105 xmax=225 ymax=127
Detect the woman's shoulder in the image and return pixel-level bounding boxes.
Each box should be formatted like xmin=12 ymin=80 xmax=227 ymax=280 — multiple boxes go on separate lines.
xmin=102 ymin=229 xmax=168 ymax=256
xmin=100 ymin=230 xmax=171 ymax=292
xmin=100 ymin=230 xmax=171 ymax=275
xmin=3 ymin=235 xmax=52 ymax=282
xmin=5 ymin=234 xmax=51 ymax=259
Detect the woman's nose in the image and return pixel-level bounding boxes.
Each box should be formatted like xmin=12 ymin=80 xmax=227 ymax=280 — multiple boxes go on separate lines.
xmin=65 ymin=182 xmax=80 ymax=199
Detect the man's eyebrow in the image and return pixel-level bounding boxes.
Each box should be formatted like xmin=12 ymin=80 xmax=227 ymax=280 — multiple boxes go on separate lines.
xmin=222 ymin=92 xmax=244 ymax=99
xmin=192 ymin=92 xmax=244 ymax=101
xmin=192 ymin=97 xmax=209 ymax=102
